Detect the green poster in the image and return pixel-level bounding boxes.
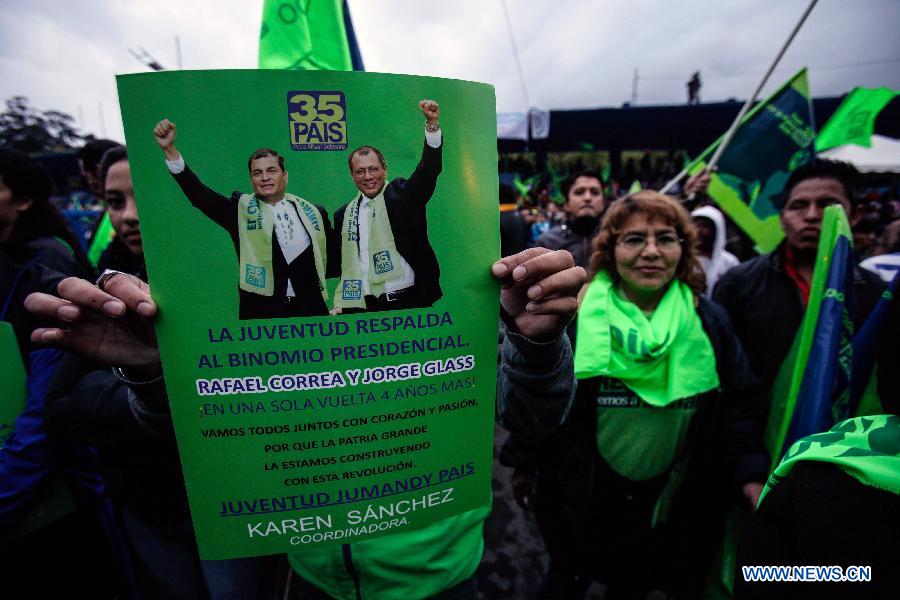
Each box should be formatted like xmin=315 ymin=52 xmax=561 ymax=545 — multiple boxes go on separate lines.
xmin=117 ymin=70 xmax=499 ymax=559
xmin=0 ymin=322 xmax=26 ymax=448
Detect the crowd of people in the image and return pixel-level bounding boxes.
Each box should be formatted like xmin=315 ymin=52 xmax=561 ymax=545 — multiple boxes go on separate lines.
xmin=2 ymin=126 xmax=899 ymax=600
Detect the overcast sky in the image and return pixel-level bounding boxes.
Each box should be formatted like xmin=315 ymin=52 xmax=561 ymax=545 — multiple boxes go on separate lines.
xmin=1 ymin=0 xmax=898 ymax=143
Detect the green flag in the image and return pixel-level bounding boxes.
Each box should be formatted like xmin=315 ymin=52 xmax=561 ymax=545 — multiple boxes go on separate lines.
xmin=815 ymin=87 xmax=898 ymax=152
xmin=600 ymin=162 xmax=611 ymax=183
xmin=550 ymin=170 xmax=567 ymax=204
xmin=686 ymin=69 xmax=815 ymax=253
xmin=259 ymin=0 xmax=363 ymax=70
xmin=87 ymin=211 xmax=114 ymax=268
xmin=628 ymin=180 xmax=642 ymax=193
xmin=513 ymin=174 xmax=538 ymax=197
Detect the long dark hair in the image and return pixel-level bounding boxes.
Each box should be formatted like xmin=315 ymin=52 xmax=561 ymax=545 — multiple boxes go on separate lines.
xmin=0 ymin=147 xmax=85 ymax=257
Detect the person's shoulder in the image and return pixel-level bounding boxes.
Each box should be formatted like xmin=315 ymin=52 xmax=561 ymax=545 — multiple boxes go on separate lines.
xmin=25 ymin=236 xmax=88 ymax=278
xmin=697 ymin=295 xmax=731 ymax=323
xmin=696 ymin=295 xmax=736 ymax=341
xmin=26 ymin=235 xmax=74 ymax=258
xmin=714 ymin=253 xmax=771 ymax=291
xmin=535 ymin=224 xmax=568 ymax=248
xmin=723 ymin=252 xmax=769 ymax=279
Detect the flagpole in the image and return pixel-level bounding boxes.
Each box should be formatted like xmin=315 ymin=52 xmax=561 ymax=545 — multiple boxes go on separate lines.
xmin=660 ymin=0 xmax=819 ymax=195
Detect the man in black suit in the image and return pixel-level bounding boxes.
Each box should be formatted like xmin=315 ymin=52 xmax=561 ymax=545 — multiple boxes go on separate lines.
xmin=332 ymin=99 xmax=443 ymax=313
xmin=153 ymin=119 xmax=334 ymax=320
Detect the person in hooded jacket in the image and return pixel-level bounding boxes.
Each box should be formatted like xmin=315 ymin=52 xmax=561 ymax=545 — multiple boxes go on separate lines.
xmin=691 ymin=204 xmax=740 ymax=297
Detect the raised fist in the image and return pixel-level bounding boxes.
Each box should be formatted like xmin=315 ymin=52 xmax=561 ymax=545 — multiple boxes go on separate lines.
xmin=153 ymin=119 xmax=178 ymax=158
xmin=419 ymin=99 xmax=439 ymax=124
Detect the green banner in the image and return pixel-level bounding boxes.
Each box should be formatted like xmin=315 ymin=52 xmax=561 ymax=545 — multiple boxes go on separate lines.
xmin=815 ymin=87 xmax=898 ymax=152
xmin=259 ymin=0 xmax=354 ymax=70
xmin=0 ymin=322 xmax=26 ymax=448
xmin=687 ymin=69 xmax=815 ymax=253
xmin=117 ymin=70 xmax=499 ymax=559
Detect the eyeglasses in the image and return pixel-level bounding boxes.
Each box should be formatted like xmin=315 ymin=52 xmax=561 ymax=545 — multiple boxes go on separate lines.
xmin=616 ymin=233 xmax=683 ymax=252
xmin=352 ymin=166 xmax=382 ymax=178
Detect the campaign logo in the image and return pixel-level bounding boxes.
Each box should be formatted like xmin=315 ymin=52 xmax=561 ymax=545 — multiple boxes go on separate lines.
xmin=287 ymin=91 xmax=347 ymax=151
xmin=373 ymin=250 xmax=393 ymax=275
xmin=245 ymin=265 xmax=267 ymax=289
xmin=342 ymin=279 xmax=362 ymax=301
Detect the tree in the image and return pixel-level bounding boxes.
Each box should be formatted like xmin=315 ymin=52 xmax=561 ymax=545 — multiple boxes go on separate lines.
xmin=0 ymin=96 xmax=86 ymax=154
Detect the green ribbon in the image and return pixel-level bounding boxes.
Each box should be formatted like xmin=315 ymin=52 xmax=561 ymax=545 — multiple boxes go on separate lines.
xmin=575 ymin=271 xmax=719 ymax=406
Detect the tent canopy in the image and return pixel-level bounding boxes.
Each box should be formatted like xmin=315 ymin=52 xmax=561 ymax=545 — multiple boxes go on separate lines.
xmin=820 ymin=135 xmax=900 ymax=173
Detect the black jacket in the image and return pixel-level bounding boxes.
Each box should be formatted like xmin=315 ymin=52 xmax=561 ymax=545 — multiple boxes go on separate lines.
xmin=172 ymin=165 xmax=335 ymax=320
xmin=1 ymin=239 xmax=83 ymax=363
xmin=333 ymin=140 xmax=443 ymax=307
xmin=535 ymin=218 xmax=600 ymax=269
xmin=502 ymin=297 xmax=766 ymax=597
xmin=43 ymin=355 xmax=188 ymax=525
xmin=713 ymin=246 xmax=885 ymax=393
xmin=735 ymin=461 xmax=898 ymax=599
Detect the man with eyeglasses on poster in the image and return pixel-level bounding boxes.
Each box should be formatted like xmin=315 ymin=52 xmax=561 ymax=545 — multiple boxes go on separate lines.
xmin=332 ymin=99 xmax=443 ymax=313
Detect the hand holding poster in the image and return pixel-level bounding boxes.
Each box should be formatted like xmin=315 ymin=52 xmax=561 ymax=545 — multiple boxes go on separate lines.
xmin=117 ymin=70 xmax=499 ymax=559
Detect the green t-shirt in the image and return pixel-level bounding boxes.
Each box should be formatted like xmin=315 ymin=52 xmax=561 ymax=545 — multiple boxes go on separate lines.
xmin=595 ymin=379 xmax=699 ymax=481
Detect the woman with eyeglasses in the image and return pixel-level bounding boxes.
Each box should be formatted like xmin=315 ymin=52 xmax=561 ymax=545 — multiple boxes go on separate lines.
xmin=531 ymin=191 xmax=766 ymax=600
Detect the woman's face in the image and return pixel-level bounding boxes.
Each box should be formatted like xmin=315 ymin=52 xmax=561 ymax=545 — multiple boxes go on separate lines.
xmin=613 ymin=212 xmax=682 ymax=296
xmin=104 ymin=160 xmax=142 ymax=256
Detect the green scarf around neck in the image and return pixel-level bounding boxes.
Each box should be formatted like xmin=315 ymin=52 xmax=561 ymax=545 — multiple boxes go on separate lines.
xmin=237 ymin=193 xmax=328 ymax=301
xmin=574 ymin=271 xmax=719 ymax=406
xmin=335 ymin=186 xmax=403 ymax=309
xmin=760 ymin=414 xmax=900 ymax=505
